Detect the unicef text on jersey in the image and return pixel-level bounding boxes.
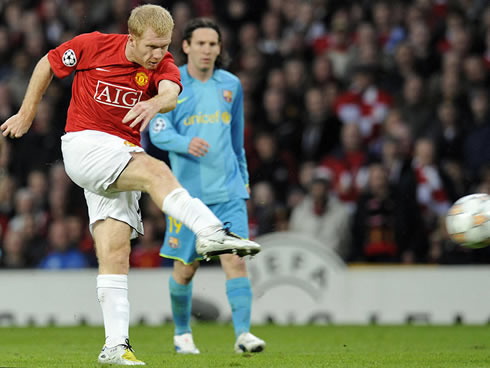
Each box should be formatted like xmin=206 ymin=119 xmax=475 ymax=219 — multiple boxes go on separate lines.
xmin=183 ymin=110 xmax=231 ymax=126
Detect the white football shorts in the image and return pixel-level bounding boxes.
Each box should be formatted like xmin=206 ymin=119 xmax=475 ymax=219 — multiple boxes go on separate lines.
xmin=61 ymin=130 xmax=144 ymax=239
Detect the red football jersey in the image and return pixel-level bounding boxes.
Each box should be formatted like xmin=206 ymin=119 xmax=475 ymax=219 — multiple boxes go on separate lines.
xmin=48 ymin=32 xmax=182 ymax=146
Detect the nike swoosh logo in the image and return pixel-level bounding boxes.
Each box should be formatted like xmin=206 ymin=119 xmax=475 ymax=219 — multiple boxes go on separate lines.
xmin=96 ymin=67 xmax=110 ymax=72
xmin=177 ymin=97 xmax=189 ymax=104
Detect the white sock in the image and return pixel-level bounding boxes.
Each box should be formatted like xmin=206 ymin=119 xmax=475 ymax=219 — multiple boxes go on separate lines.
xmin=97 ymin=274 xmax=129 ymax=348
xmin=162 ymin=188 xmax=222 ymax=235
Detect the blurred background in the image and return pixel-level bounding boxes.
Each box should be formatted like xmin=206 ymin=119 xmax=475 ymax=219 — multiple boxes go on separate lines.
xmin=0 ymin=0 xmax=489 ymax=271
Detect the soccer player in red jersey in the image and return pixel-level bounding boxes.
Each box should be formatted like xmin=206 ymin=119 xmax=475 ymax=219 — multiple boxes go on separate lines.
xmin=1 ymin=4 xmax=260 ymax=365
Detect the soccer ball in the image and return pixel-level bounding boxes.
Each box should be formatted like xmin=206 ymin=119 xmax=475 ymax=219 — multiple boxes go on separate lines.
xmin=445 ymin=193 xmax=490 ymax=248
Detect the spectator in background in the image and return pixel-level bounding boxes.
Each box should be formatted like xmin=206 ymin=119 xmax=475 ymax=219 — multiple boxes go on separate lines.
xmin=347 ymin=22 xmax=378 ymax=75
xmin=350 ymin=163 xmax=424 ymax=263
xmin=24 ymin=28 xmax=46 ymax=63
xmin=289 ymin=168 xmax=351 ymax=260
xmin=0 ymin=83 xmax=16 ymax=124
xmin=384 ymin=41 xmax=418 ymax=95
xmin=378 ymin=135 xmax=416 ymax=191
xmin=130 ymin=219 xmax=162 ymax=268
xmin=260 ymin=87 xmax=300 ymax=155
xmin=26 ymin=169 xmax=49 ymax=214
xmin=38 ymin=219 xmax=88 ymax=269
xmin=429 ymin=101 xmax=465 ymax=163
xmin=476 ymin=164 xmax=490 ymax=195
xmin=322 ymin=11 xmax=351 ymax=80
xmin=0 ymin=133 xmax=10 ymax=176
xmin=464 ymin=88 xmax=490 ymax=182
xmin=334 ymin=64 xmax=393 ymax=146
xmin=442 ymin=158 xmax=467 ymax=202
xmin=0 ymin=27 xmax=12 ymax=80
xmin=428 ymin=50 xmax=462 ymax=99
xmin=408 ymin=20 xmax=440 ymax=78
xmin=0 ymin=229 xmax=27 ymax=268
xmin=65 ymin=214 xmax=95 ymax=267
xmin=483 ymin=27 xmax=490 ymax=68
xmin=238 ymin=22 xmax=260 ymax=52
xmin=63 ymin=0 xmax=94 ymax=34
xmin=412 ymin=138 xmax=451 ymax=241
xmin=38 ymin=0 xmax=67 ymax=49
xmin=311 ymin=55 xmax=336 ymax=88
xmin=10 ymin=99 xmax=62 ymax=183
xmin=282 ymin=58 xmax=309 ymax=116
xmin=21 ymin=213 xmax=46 ymax=267
xmin=47 ymin=161 xmax=85 ymax=221
xmin=265 ymin=67 xmax=286 ymax=91
xmin=47 ymin=184 xmax=69 ymax=223
xmin=371 ymin=0 xmax=405 ymax=55
xmin=7 ymin=51 xmax=32 ymax=109
xmin=320 ymin=124 xmax=369 ymax=211
xmin=248 ymin=131 xmax=297 ymax=203
xmin=248 ymin=181 xmax=278 ymax=236
xmin=3 ymin=1 xmax=22 ymax=47
xmin=140 ymin=193 xmax=167 ymax=242
xmin=396 ymin=74 xmax=432 ymax=140
xmin=299 ymin=87 xmax=341 ymax=162
xmin=258 ymin=11 xmax=282 ymax=62
xmin=167 ymin=2 xmax=193 ymax=65
xmin=0 ymin=175 xmax=15 ymax=230
xmin=8 ymin=188 xmax=45 ymax=234
xmin=346 ymin=23 xmax=384 ymax=79
xmin=382 ymin=109 xmax=413 ymax=157
xmin=462 ymin=54 xmax=488 ymax=92
xmin=434 ymin=70 xmax=468 ymax=111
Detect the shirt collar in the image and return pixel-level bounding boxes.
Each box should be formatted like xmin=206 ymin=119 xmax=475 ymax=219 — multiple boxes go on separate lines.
xmin=181 ymin=64 xmax=222 ymax=83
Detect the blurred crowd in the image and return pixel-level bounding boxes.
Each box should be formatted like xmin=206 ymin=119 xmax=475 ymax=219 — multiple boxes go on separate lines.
xmin=0 ymin=0 xmax=489 ymax=269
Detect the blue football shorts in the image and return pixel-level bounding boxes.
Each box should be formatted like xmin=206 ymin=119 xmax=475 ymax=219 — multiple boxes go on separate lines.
xmin=160 ymin=198 xmax=249 ymax=264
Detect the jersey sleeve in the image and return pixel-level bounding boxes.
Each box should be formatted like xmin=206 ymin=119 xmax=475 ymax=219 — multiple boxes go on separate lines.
xmin=153 ymin=52 xmax=183 ymax=94
xmin=230 ymin=80 xmax=249 ymax=186
xmin=149 ymin=112 xmax=191 ymax=154
xmin=47 ymin=33 xmax=95 ymax=79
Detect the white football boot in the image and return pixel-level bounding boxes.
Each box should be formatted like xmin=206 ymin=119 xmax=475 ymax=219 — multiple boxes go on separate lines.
xmin=174 ymin=333 xmax=200 ymax=354
xmin=98 ymin=339 xmax=145 ymax=365
xmin=196 ymin=225 xmax=261 ymax=260
xmin=234 ymin=332 xmax=266 ymax=353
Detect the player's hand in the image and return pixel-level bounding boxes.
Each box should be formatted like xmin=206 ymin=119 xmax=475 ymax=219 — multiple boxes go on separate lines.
xmin=188 ymin=137 xmax=210 ymax=157
xmin=1 ymin=113 xmax=32 ymax=138
xmin=122 ymin=100 xmax=160 ymax=132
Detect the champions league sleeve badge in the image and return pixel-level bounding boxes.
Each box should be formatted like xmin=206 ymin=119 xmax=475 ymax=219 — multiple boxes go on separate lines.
xmin=62 ymin=49 xmax=77 ymax=67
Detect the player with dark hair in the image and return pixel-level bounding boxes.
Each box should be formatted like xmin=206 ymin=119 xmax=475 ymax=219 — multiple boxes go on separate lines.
xmin=1 ymin=6 xmax=260 ymax=366
xmin=149 ymin=17 xmax=265 ymax=355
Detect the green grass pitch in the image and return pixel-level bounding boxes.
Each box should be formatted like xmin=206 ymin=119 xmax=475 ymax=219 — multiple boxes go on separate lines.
xmin=1 ymin=324 xmax=489 ymax=367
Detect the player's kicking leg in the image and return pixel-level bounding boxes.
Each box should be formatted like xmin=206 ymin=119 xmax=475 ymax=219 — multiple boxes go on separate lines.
xmin=113 ymin=153 xmax=261 ymax=259
xmin=159 ymin=187 xmax=261 ymax=259
xmin=195 ymin=224 xmax=261 ymax=260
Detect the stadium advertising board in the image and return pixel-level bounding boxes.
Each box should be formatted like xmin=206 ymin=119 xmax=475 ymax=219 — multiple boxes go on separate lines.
xmin=1 ymin=233 xmax=490 ymax=326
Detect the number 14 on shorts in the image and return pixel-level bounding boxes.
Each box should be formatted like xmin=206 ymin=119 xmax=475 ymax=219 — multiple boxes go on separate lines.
xmin=167 ymin=216 xmax=182 ymax=234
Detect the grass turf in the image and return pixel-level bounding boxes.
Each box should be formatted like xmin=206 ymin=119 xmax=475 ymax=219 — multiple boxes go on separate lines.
xmin=0 ymin=324 xmax=489 ymax=367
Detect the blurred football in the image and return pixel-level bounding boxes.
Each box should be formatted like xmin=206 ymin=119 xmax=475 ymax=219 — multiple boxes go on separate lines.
xmin=445 ymin=193 xmax=490 ymax=248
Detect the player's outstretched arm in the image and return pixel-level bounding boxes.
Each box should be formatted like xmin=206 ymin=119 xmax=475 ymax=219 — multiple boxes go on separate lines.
xmin=1 ymin=55 xmax=54 ymax=138
xmin=123 ymin=79 xmax=180 ymax=132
